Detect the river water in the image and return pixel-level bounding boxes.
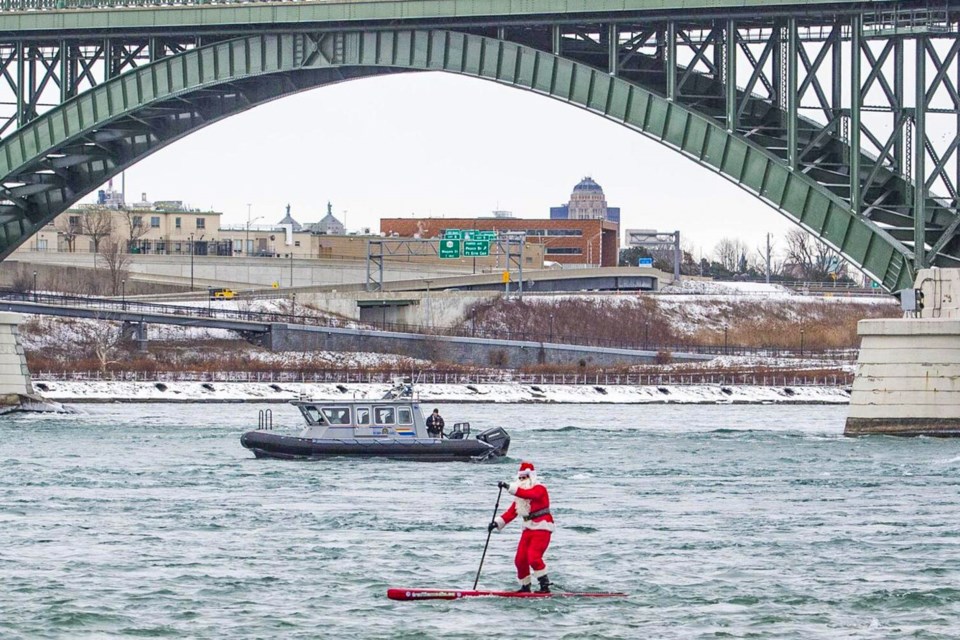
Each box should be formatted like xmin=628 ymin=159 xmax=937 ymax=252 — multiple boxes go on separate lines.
xmin=2 ymin=403 xmax=960 ymax=639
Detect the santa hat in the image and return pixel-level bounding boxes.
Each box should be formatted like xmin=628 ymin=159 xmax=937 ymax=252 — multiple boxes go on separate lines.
xmin=518 ymin=461 xmax=535 ymax=478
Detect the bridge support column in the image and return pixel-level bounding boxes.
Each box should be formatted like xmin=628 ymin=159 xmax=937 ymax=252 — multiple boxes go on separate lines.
xmin=0 ymin=312 xmax=34 ymax=408
xmin=845 ymin=269 xmax=960 ymax=436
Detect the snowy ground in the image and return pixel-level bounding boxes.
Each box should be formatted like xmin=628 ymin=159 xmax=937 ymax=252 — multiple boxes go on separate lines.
xmin=31 ymin=380 xmax=850 ymax=405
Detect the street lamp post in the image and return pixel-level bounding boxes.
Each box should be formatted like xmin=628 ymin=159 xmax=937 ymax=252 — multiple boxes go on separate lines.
xmin=245 ymin=206 xmax=262 ymax=256
xmin=800 ymin=328 xmax=805 ymax=358
xmin=121 ymin=279 xmax=126 ymax=310
xmin=32 ymin=270 xmax=37 ymax=302
xmin=189 ymin=233 xmax=194 ymax=291
xmin=290 ymin=250 xmax=294 ymax=287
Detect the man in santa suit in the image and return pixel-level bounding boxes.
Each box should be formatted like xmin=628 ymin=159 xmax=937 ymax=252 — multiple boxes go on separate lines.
xmin=488 ymin=461 xmax=555 ymax=593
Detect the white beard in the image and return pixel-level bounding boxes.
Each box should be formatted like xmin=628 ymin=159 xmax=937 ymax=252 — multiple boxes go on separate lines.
xmin=511 ymin=475 xmax=538 ymax=518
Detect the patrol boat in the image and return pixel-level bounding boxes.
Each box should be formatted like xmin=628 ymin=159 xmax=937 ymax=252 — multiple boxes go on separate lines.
xmin=240 ymin=384 xmax=510 ymax=462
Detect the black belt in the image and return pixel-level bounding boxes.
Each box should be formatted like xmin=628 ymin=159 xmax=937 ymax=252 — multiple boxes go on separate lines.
xmin=522 ymin=508 xmax=551 ymax=521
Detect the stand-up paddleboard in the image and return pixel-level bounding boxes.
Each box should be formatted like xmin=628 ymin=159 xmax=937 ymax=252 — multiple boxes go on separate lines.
xmin=388 ymin=588 xmax=627 ymax=601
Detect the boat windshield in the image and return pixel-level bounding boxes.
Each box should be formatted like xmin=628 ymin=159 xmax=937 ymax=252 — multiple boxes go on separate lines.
xmin=304 ymin=406 xmax=322 ymax=424
xmin=322 ymin=407 xmax=351 ymax=425
xmin=397 ymin=406 xmax=413 ymax=425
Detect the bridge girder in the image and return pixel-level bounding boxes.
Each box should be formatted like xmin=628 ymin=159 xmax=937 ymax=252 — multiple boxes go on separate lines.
xmin=0 ymin=21 xmax=958 ymax=291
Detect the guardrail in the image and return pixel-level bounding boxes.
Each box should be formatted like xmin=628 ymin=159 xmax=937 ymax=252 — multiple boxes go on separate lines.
xmin=4 ymin=291 xmax=859 ymax=359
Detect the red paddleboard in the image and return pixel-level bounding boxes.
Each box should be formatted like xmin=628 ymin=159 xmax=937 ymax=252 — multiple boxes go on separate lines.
xmin=388 ymin=588 xmax=627 ymax=601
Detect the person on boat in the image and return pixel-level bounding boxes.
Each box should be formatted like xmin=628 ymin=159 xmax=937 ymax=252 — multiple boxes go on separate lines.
xmin=488 ymin=461 xmax=555 ymax=593
xmin=426 ymin=408 xmax=445 ymax=438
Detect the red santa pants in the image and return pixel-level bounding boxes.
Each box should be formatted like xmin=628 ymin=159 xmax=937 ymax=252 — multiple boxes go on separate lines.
xmin=515 ymin=528 xmax=552 ymax=580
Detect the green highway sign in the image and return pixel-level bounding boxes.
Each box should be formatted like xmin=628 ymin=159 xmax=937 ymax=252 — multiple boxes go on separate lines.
xmin=439 ymin=239 xmax=461 ymax=259
xmin=463 ymin=239 xmax=491 ymax=257
xmin=463 ymin=230 xmax=497 ymax=241
xmin=443 ymin=229 xmax=462 ymax=240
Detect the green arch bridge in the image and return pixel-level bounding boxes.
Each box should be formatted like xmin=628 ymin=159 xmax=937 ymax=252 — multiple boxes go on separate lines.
xmin=1 ymin=0 xmax=959 ymax=291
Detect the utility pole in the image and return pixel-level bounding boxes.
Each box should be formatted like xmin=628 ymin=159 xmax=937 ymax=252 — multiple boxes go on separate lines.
xmin=246 ymin=203 xmax=252 ymax=255
xmin=765 ymin=232 xmax=772 ymax=284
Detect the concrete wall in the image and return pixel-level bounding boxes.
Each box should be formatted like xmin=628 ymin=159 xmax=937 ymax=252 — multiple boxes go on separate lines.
xmin=0 ymin=312 xmax=33 ymax=406
xmin=9 ymin=252 xmax=475 ymax=290
xmin=266 ymin=323 xmax=710 ymax=367
xmin=845 ymin=318 xmax=960 ymax=436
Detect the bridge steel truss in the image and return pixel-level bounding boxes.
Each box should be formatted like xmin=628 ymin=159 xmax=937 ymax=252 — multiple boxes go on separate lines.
xmin=1 ymin=3 xmax=960 ymax=291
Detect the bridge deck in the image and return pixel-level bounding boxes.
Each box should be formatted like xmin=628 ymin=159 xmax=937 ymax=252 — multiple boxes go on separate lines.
xmin=1 ymin=0 xmax=887 ymax=34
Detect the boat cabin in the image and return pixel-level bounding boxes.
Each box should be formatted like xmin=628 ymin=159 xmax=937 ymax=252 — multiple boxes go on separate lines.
xmin=295 ymin=400 xmax=426 ymax=439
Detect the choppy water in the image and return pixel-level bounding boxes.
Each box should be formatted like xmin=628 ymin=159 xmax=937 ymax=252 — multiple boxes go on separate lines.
xmin=2 ymin=403 xmax=960 ymax=639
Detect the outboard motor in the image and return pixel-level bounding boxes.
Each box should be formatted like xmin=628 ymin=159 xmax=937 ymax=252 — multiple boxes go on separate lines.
xmin=476 ymin=427 xmax=510 ymax=458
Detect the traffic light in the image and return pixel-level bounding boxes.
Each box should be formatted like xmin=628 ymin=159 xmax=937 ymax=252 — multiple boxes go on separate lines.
xmin=916 ymin=288 xmax=925 ymax=313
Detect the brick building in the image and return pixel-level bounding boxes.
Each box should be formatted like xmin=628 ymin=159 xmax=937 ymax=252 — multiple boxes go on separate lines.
xmin=380 ymin=217 xmax=619 ymax=267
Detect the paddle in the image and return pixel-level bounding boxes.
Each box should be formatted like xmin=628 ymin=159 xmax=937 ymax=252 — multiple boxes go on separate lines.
xmin=473 ymin=484 xmax=504 ymax=590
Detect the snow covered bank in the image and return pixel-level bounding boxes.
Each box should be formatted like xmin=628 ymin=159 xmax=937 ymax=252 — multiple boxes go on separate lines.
xmin=32 ymin=380 xmax=850 ymax=405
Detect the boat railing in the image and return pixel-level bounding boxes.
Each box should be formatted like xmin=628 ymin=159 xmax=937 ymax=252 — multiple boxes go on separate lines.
xmin=449 ymin=422 xmax=471 ymax=440
xmin=258 ymin=409 xmax=273 ymax=431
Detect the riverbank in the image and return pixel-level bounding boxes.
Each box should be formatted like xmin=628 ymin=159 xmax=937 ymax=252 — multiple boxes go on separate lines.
xmin=30 ymin=380 xmax=851 ymax=404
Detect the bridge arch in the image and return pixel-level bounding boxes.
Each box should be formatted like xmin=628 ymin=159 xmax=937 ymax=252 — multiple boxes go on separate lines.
xmin=0 ymin=30 xmax=914 ymax=290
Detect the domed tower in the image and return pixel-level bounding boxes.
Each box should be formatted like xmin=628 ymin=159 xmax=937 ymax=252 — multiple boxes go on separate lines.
xmin=550 ymin=177 xmax=620 ymax=223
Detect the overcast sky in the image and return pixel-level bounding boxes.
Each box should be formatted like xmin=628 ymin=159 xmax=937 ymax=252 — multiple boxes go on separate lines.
xmin=99 ymin=71 xmax=802 ymax=261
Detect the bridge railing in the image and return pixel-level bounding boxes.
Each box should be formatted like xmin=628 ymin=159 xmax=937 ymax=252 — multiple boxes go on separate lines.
xmin=1 ymin=0 xmax=308 ymax=12
xmin=33 ymin=369 xmax=854 ymax=387
xmin=3 ymin=292 xmax=858 ymax=360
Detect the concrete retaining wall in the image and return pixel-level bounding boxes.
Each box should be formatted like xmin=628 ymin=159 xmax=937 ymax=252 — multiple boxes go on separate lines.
xmin=845 ymin=318 xmax=960 ymax=436
xmin=0 ymin=312 xmax=33 ymax=405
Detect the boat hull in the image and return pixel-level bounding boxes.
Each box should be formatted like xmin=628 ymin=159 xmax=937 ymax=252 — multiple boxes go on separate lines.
xmin=241 ymin=431 xmax=508 ymax=462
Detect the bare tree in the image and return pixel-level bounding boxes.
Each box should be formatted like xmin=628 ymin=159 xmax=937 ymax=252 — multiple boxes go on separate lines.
xmin=81 ymin=209 xmax=114 ymax=263
xmin=54 ymin=215 xmax=81 ymax=253
xmin=784 ymin=228 xmax=843 ymax=281
xmin=714 ymin=237 xmax=749 ymax=272
xmin=75 ymin=316 xmax=121 ymax=374
xmin=124 ymin=211 xmax=150 ymax=253
xmin=99 ymin=237 xmax=131 ymax=296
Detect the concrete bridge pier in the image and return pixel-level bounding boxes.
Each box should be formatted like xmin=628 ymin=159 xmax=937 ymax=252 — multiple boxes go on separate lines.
xmin=121 ymin=321 xmax=149 ymax=352
xmin=0 ymin=312 xmax=34 ymax=408
xmin=845 ymin=269 xmax=960 ymax=436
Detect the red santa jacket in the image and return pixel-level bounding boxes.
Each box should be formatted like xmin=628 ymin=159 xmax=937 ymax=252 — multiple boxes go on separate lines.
xmin=495 ymin=482 xmax=555 ymax=532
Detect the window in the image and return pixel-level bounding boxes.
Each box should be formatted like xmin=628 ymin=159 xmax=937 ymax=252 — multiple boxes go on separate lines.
xmin=356 ymin=407 xmax=371 ymax=426
xmin=545 ymin=247 xmax=583 ymax=255
xmin=322 ymin=407 xmax=351 ymax=425
xmin=246 ymin=239 xmax=254 ymax=255
xmin=173 ymin=242 xmax=182 ymax=254
xmin=151 ymin=216 xmax=160 ymax=228
xmin=37 ymin=239 xmax=47 ymax=251
xmin=175 ymin=217 xmax=182 ymax=229
xmin=233 ymin=240 xmax=242 ymax=252
xmin=294 ymin=241 xmax=301 ymax=247
xmin=546 ymin=229 xmax=583 ymax=236
xmin=196 ymin=218 xmax=206 ymax=229
xmin=155 ymin=240 xmax=166 ymax=254
xmin=397 ymin=407 xmax=413 ymax=425
xmin=132 ymin=215 xmax=143 ymax=228
xmin=305 ymin=407 xmax=322 ymax=424
xmin=374 ymin=407 xmax=396 ymax=425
